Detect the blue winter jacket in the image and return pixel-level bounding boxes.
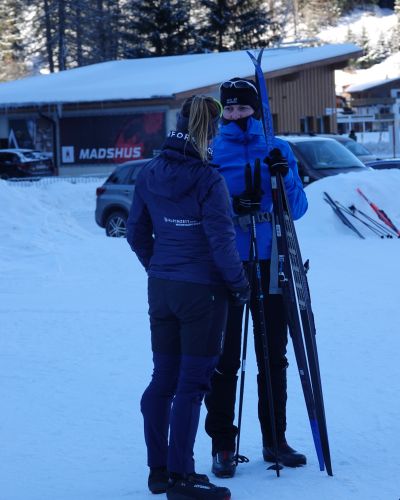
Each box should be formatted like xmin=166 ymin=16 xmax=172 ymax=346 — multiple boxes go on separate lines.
xmin=126 ymin=133 xmax=248 ymax=290
xmin=213 ymin=117 xmax=308 ymax=260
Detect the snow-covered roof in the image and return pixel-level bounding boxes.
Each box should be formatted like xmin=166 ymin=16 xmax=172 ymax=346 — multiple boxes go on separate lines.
xmin=346 ymin=76 xmax=400 ymax=93
xmin=0 ymin=43 xmax=361 ymax=108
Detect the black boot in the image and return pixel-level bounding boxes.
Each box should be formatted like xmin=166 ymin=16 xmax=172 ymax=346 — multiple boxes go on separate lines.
xmin=148 ymin=467 xmax=169 ymax=494
xmin=167 ymin=473 xmax=231 ymax=500
xmin=262 ymin=441 xmax=307 ymax=467
xmin=149 ymin=468 xmax=209 ymax=494
xmin=211 ymin=451 xmax=236 ymax=478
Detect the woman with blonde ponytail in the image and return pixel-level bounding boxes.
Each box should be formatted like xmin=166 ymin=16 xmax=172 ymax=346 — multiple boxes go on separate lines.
xmin=126 ymin=95 xmax=249 ymax=500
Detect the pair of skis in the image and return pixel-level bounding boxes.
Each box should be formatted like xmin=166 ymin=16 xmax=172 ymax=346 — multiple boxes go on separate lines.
xmin=247 ymin=49 xmax=333 ymax=476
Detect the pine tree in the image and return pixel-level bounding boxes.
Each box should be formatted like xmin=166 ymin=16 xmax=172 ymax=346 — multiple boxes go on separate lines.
xmin=123 ymin=0 xmax=194 ymax=57
xmin=196 ymin=0 xmax=282 ymax=52
xmin=392 ymin=0 xmax=400 ymax=51
xmin=369 ymin=31 xmax=390 ymax=64
xmin=345 ymin=26 xmax=357 ymax=44
xmin=195 ymin=0 xmax=233 ymax=52
xmin=301 ymin=0 xmax=340 ymax=35
xmin=0 ymin=0 xmax=27 ymax=81
xmin=231 ymin=0 xmax=282 ymax=50
xmin=355 ymin=25 xmax=373 ymax=68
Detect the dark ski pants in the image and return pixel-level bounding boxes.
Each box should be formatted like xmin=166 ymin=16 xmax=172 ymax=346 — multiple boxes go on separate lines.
xmin=141 ymin=277 xmax=228 ymax=474
xmin=205 ymin=260 xmax=288 ymax=454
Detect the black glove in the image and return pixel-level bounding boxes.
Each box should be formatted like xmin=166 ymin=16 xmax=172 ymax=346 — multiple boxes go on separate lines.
xmin=265 ymin=148 xmax=289 ymax=177
xmin=230 ymin=284 xmax=251 ymax=307
xmin=232 ymin=192 xmax=261 ymax=214
xmin=232 ymin=161 xmax=263 ymax=215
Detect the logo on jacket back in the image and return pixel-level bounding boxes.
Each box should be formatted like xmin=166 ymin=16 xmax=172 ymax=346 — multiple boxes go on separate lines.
xmin=168 ymin=131 xmax=190 ymax=140
xmin=164 ymin=216 xmax=201 ymax=227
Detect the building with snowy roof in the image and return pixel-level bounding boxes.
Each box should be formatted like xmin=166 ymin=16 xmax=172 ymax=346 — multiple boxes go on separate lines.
xmin=0 ymin=43 xmax=361 ymax=175
xmin=337 ymin=77 xmax=400 ymax=147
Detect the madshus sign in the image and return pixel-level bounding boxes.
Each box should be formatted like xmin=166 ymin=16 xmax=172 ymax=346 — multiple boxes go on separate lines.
xmin=60 ymin=113 xmax=165 ymax=165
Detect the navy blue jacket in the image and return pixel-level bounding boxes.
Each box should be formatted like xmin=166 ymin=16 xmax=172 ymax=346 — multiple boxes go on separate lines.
xmin=213 ymin=117 xmax=308 ymax=260
xmin=127 ymin=132 xmax=248 ymax=290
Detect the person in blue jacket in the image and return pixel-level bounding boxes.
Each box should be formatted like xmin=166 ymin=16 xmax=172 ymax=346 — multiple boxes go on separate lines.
xmin=126 ymin=95 xmax=250 ymax=500
xmin=204 ymin=78 xmax=309 ymax=478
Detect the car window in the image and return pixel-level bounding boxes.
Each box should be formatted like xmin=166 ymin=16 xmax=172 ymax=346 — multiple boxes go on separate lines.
xmin=293 ymin=140 xmax=366 ymax=170
xmin=342 ymin=140 xmax=372 ymax=156
xmin=106 ymin=165 xmax=131 ymax=184
xmin=126 ymin=164 xmax=145 ymax=185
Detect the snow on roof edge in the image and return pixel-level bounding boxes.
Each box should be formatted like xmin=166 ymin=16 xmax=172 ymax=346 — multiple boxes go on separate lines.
xmin=347 ymin=76 xmax=400 ymax=92
xmin=0 ymin=44 xmax=362 ymax=108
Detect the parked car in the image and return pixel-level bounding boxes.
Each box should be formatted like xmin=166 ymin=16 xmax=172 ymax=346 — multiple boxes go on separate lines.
xmin=364 ymin=158 xmax=400 ymax=170
xmin=320 ymin=134 xmax=378 ymax=164
xmin=277 ymin=135 xmax=371 ymax=185
xmin=95 ymin=159 xmax=150 ymax=237
xmin=0 ymin=148 xmax=54 ymax=179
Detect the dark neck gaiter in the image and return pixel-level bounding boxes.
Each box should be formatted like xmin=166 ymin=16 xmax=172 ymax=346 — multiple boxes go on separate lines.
xmin=222 ymin=115 xmax=252 ymax=132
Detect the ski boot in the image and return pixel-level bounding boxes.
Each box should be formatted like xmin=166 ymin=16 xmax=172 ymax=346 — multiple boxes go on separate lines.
xmin=149 ymin=468 xmax=210 ymax=495
xmin=262 ymin=441 xmax=307 ymax=467
xmin=211 ymin=451 xmax=236 ymax=478
xmin=167 ymin=473 xmax=231 ymax=500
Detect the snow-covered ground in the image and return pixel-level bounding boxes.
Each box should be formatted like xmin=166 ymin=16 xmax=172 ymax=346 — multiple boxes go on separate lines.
xmin=318 ymin=7 xmax=396 ymax=48
xmin=0 ymin=169 xmax=399 ymax=500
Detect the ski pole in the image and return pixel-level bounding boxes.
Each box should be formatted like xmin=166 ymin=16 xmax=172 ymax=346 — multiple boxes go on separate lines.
xmin=349 ymin=204 xmax=397 ymax=238
xmin=242 ymin=161 xmax=282 ymax=476
xmin=235 ymin=261 xmax=252 ymax=466
xmin=334 ymin=201 xmax=389 ymax=238
xmin=249 ymin=211 xmax=282 ymax=476
xmin=235 ymin=164 xmax=256 ymax=467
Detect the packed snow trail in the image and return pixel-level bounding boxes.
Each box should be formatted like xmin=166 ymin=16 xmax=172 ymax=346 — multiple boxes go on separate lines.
xmin=0 ymin=170 xmax=399 ymax=499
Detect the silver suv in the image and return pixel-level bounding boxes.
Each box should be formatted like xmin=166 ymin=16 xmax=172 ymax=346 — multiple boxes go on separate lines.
xmin=95 ymin=159 xmax=150 ymax=237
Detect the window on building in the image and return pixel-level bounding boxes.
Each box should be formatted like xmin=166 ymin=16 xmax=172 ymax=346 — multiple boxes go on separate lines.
xmin=300 ymin=116 xmax=314 ymax=133
xmin=272 ymin=114 xmax=278 ymax=134
xmin=323 ymin=116 xmax=331 ymax=133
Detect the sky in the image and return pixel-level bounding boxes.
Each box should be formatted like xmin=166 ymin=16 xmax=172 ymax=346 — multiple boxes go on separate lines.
xmin=0 ymin=168 xmax=399 ymax=500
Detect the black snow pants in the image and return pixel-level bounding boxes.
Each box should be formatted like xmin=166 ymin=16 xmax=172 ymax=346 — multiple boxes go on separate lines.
xmin=204 ymin=260 xmax=288 ymax=454
xmin=141 ymin=277 xmax=228 ymax=474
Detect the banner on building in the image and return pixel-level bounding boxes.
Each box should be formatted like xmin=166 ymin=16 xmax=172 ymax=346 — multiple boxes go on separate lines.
xmin=60 ymin=112 xmax=165 ymax=165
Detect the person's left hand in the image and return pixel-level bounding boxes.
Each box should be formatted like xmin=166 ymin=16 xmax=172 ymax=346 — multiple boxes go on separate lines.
xmin=264 ymin=148 xmax=289 ymax=177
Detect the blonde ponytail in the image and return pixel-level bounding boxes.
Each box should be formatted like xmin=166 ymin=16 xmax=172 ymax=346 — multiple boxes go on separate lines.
xmin=184 ymin=96 xmax=221 ymax=162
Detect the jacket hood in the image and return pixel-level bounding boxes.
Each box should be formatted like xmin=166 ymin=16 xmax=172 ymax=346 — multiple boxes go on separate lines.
xmin=144 ymin=133 xmax=210 ymax=201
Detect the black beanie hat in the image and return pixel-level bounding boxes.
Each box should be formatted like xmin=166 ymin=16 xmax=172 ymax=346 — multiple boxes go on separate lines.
xmin=220 ymin=77 xmax=259 ymax=111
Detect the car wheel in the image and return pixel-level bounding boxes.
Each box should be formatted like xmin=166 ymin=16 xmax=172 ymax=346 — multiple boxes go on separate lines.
xmin=105 ymin=211 xmax=128 ymax=237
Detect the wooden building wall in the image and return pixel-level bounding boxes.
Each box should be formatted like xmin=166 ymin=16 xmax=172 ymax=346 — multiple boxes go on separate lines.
xmin=267 ymin=65 xmax=337 ymax=133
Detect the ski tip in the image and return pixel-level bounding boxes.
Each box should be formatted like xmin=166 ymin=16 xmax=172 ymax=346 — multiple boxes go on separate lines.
xmin=257 ymin=47 xmax=264 ymax=64
xmin=246 ymin=50 xmax=257 ymax=64
xmin=246 ymin=48 xmax=265 ymax=65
